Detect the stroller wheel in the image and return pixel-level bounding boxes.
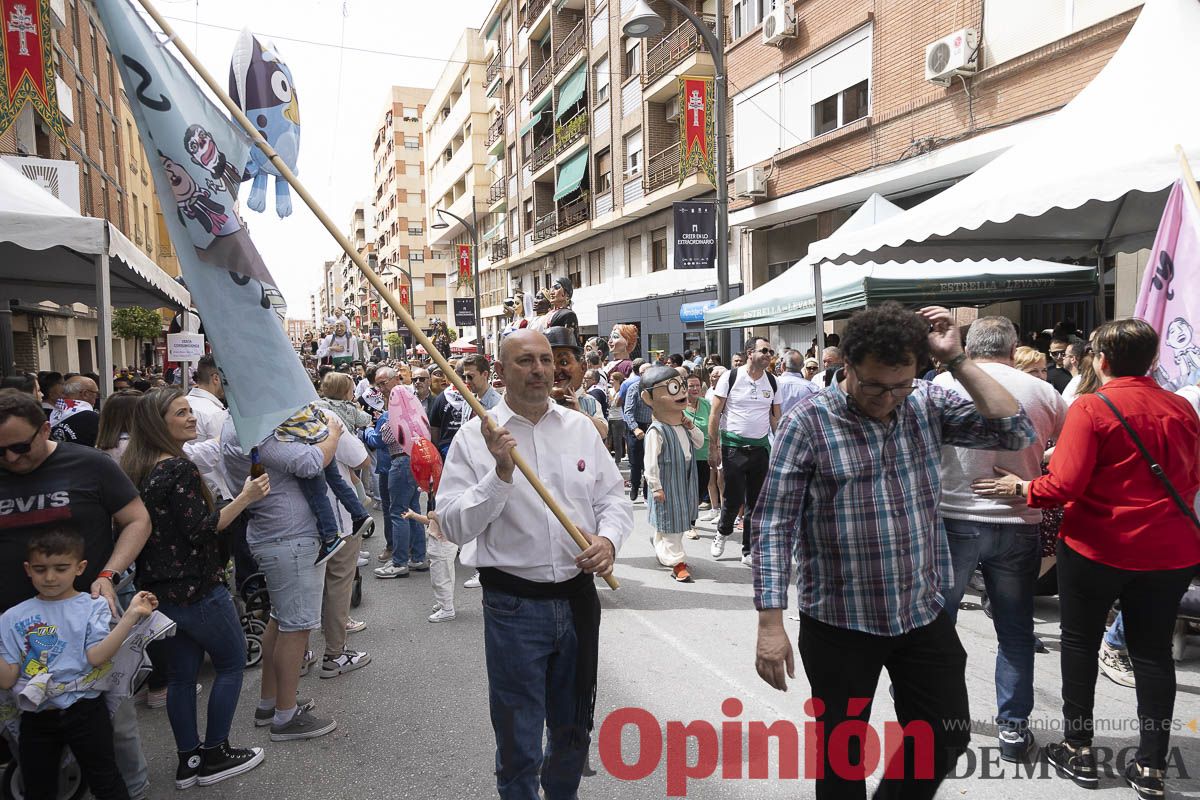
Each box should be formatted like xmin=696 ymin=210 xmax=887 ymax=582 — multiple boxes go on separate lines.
xmin=350 ymin=571 xmax=363 ymax=609
xmin=244 ymin=617 xmax=267 ymax=637
xmin=3 ymin=751 xmax=87 ymax=799
xmin=244 ymin=634 xmax=263 ymax=669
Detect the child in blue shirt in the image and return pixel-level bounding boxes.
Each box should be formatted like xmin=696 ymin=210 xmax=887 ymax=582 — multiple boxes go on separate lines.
xmin=0 ymin=528 xmax=157 ymax=800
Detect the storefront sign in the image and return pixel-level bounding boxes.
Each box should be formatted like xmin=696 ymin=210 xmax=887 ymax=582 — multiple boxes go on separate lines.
xmin=679 ymin=299 xmax=718 ymax=323
xmin=673 ymin=201 xmax=716 ymax=270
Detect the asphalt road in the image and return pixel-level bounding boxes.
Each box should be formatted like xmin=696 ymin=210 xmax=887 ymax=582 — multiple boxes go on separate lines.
xmin=134 ymin=504 xmax=1200 ymax=799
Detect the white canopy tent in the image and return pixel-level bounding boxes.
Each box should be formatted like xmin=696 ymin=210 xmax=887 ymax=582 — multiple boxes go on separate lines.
xmin=809 ymin=0 xmax=1200 ymax=287
xmin=0 ymin=159 xmax=190 ymax=392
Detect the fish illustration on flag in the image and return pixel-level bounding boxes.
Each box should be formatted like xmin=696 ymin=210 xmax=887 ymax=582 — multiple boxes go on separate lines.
xmin=93 ymin=0 xmax=316 ymax=448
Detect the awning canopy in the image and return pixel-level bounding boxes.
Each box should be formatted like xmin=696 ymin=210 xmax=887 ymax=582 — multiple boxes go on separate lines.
xmin=811 ymin=0 xmax=1200 ymax=265
xmin=450 ymin=337 xmax=478 ymax=353
xmin=556 ymin=65 xmax=587 ymax=120
xmin=553 ymin=149 xmax=589 ymax=201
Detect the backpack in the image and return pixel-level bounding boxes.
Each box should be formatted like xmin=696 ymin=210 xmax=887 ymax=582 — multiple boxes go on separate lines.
xmin=726 ymin=366 xmax=777 ymax=395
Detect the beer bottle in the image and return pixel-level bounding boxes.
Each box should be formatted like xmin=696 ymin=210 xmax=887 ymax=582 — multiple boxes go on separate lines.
xmin=250 ymin=446 xmax=266 ymax=480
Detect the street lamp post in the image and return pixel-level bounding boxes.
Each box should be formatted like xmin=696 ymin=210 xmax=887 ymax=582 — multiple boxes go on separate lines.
xmin=625 ymin=0 xmax=730 ymax=366
xmin=432 ymin=205 xmax=484 ymax=354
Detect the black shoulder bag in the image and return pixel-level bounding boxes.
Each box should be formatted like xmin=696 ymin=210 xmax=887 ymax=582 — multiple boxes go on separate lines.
xmin=1096 ymin=391 xmax=1200 ymax=533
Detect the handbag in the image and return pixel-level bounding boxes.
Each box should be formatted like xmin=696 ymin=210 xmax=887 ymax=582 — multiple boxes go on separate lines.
xmin=1096 ymin=391 xmax=1200 ymax=533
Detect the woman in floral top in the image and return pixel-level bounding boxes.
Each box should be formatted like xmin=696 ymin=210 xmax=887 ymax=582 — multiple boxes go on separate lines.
xmin=122 ymin=388 xmax=271 ymax=788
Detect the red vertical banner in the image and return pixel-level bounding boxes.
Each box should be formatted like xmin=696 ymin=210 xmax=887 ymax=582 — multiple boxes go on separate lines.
xmin=399 ymin=284 xmax=410 ymax=309
xmin=369 ymin=300 xmax=379 ymax=321
xmin=0 ymin=0 xmax=66 ymax=141
xmin=678 ymin=75 xmax=715 ymax=187
xmin=457 ymin=243 xmax=472 ymax=282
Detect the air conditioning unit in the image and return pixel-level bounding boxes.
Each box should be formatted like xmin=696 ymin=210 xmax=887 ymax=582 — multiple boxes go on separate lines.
xmin=762 ymin=4 xmax=797 ymax=46
xmin=924 ymin=28 xmax=978 ymax=86
xmin=733 ymin=166 xmax=767 ymax=198
xmin=2 ymin=156 xmax=81 ymax=213
xmin=664 ymin=94 xmax=680 ymax=122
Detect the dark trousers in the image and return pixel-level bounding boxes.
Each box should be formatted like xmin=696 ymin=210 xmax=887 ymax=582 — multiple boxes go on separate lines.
xmin=799 ymin=612 xmax=970 ymax=800
xmin=717 ymin=444 xmax=770 ymax=555
xmin=625 ymin=430 xmax=646 ymax=501
xmin=607 ymin=418 xmax=626 ymax=461
xmin=1057 ymin=542 xmax=1197 ymax=769
xmin=696 ymin=460 xmax=711 ymax=504
xmin=19 ymin=695 xmax=130 ymax=800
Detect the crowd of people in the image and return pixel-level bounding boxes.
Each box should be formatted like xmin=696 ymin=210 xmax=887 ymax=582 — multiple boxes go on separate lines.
xmin=0 ymin=297 xmax=1197 ymax=800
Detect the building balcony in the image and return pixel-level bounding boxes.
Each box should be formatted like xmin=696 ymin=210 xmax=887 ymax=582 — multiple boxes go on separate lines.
xmin=527 ymin=59 xmax=553 ymax=104
xmin=554 ymin=111 xmax=588 ymax=154
xmin=486 ymin=114 xmax=505 ymax=147
xmin=644 ymin=142 xmax=689 ymax=193
xmin=533 ymin=210 xmax=558 ymax=242
xmin=488 ymin=239 xmax=509 ymax=261
xmin=486 ymin=52 xmax=503 ymax=87
xmin=488 ymin=177 xmax=506 ymax=203
xmin=531 ymin=137 xmax=556 ymax=172
xmin=556 ymin=20 xmax=586 ymax=71
xmin=557 ymin=192 xmax=590 ymax=232
xmin=642 ymin=16 xmax=717 ymax=102
xmin=524 ymin=0 xmax=550 ymax=28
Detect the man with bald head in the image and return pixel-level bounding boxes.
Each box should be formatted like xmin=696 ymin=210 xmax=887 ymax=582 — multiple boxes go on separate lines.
xmin=49 ymin=375 xmax=101 ymax=447
xmin=438 ymin=330 xmax=632 ymax=800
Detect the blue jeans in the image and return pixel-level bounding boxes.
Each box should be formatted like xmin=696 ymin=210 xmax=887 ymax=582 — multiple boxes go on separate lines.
xmin=297 ymin=462 xmax=369 ymax=542
xmin=387 ymin=455 xmax=424 ymax=566
xmin=156 ymin=586 xmax=246 ymax=752
xmin=943 ymin=518 xmax=1040 ymax=730
xmin=482 ymin=589 xmax=588 ymax=800
xmin=377 ymin=472 xmax=393 ymax=548
xmin=1104 ymin=610 xmax=1126 ymax=649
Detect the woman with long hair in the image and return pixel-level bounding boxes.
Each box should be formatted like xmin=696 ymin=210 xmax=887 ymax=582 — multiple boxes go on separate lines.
xmin=684 ymin=371 xmax=722 ymax=530
xmin=121 ymin=388 xmax=271 ymax=789
xmin=95 ymin=389 xmax=143 ymax=461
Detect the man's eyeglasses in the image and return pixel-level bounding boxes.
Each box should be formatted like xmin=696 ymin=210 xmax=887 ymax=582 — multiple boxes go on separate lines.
xmin=753 ymin=347 xmax=775 ymax=356
xmin=412 ymin=376 xmax=429 ymax=382
xmin=1048 ymin=350 xmax=1067 ymax=360
xmin=0 ymin=431 xmax=39 ymax=457
xmin=855 ymin=378 xmax=917 ymax=399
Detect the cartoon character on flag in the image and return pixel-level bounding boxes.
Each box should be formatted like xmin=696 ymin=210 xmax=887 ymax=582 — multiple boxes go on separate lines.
xmin=1137 ymin=178 xmax=1200 ymax=390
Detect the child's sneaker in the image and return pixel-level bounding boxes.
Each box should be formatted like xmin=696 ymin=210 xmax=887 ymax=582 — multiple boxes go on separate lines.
xmin=672 ymin=563 xmax=693 ymax=583
xmin=196 ymin=741 xmax=265 ymax=786
xmin=351 ymin=516 xmax=375 ymax=539
xmin=428 ymin=607 xmax=456 ymax=623
xmin=314 ymin=536 xmax=347 ymax=567
xmin=176 ymin=748 xmax=202 ymax=789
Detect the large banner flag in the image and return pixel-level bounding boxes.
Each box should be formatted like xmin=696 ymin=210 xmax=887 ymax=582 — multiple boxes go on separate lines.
xmin=1136 ymin=179 xmax=1200 ymax=391
xmin=94 ymin=0 xmax=317 ymax=447
xmin=0 ymin=0 xmax=66 ymax=141
xmin=678 ymin=75 xmax=715 ymax=186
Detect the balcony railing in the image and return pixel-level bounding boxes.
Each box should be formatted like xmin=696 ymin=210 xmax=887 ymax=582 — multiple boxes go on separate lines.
xmin=486 ymin=114 xmax=505 ymax=147
xmin=528 ymin=59 xmax=553 ymax=102
xmin=644 ymin=141 xmax=687 ymax=193
xmin=554 ymin=110 xmax=588 ymax=153
xmin=531 ymin=137 xmax=556 ymax=171
xmin=486 ymin=52 xmax=503 ymax=85
xmin=524 ymin=0 xmax=550 ymax=28
xmin=557 ymin=192 xmax=590 ymax=231
xmin=489 ymin=177 xmax=506 ymax=203
xmin=557 ymin=20 xmax=586 ymax=69
xmin=642 ymin=15 xmax=716 ymax=87
xmin=489 ymin=239 xmax=509 ymax=261
xmin=533 ymin=210 xmax=558 ymax=242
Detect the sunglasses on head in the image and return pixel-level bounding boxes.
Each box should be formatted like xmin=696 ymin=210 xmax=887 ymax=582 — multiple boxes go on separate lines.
xmin=0 ymin=431 xmax=39 ymax=457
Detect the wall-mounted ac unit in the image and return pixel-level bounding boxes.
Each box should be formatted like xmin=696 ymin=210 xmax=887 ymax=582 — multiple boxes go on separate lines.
xmin=924 ymin=28 xmax=978 ymax=86
xmin=762 ymin=4 xmax=797 ymax=46
xmin=733 ymin=166 xmax=767 ymax=198
xmin=664 ymin=94 xmax=680 ymax=122
xmin=2 ymin=155 xmax=81 ymax=213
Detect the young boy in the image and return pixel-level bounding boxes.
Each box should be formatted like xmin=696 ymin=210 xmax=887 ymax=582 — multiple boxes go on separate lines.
xmin=273 ymin=403 xmax=375 ymax=566
xmin=402 ymin=509 xmax=457 ymax=623
xmin=0 ymin=528 xmax=158 ymax=800
xmin=641 ymin=366 xmax=703 ymax=583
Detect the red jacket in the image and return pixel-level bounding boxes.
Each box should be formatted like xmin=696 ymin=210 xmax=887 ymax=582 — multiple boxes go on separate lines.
xmin=1029 ymin=376 xmax=1200 ymax=570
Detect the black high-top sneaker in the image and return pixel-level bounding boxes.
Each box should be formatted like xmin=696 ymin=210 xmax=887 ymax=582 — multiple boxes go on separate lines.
xmin=196 ymin=740 xmax=265 ymax=786
xmin=176 ymin=747 xmax=202 ymax=790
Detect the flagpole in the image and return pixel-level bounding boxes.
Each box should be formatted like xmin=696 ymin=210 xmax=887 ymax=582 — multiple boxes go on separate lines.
xmin=132 ymin=0 xmax=619 ymax=590
xmin=1175 ymin=145 xmax=1200 ymax=209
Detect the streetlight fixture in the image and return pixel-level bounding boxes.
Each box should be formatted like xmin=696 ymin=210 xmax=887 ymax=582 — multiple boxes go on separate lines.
xmin=431 ymin=205 xmax=483 ymax=354
xmin=624 ymin=0 xmax=730 ymax=367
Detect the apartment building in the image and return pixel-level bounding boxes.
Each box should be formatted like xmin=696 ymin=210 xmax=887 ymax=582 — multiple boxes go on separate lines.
xmin=371 ymin=86 xmax=439 ymax=349
xmin=423 ymin=31 xmax=493 ymax=349
xmin=336 ymin=203 xmax=377 ymax=335
xmin=1 ymin=0 xmax=178 ymax=373
xmin=476 ymin=0 xmax=733 ymax=357
xmin=726 ymin=0 xmax=1145 ymax=344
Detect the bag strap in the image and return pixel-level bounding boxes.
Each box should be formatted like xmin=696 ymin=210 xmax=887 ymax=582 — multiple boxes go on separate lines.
xmin=1096 ymin=392 xmax=1200 ymax=533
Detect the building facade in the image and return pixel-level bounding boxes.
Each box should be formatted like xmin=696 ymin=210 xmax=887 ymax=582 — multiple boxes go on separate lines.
xmin=725 ymin=0 xmax=1146 ymax=345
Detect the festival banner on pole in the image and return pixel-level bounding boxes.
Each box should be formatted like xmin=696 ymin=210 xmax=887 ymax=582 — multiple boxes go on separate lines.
xmin=457 ymin=243 xmax=472 ymax=282
xmin=678 ymin=75 xmax=715 ymax=186
xmin=1136 ymin=178 xmax=1200 ymax=391
xmin=672 ymin=200 xmax=716 ymax=270
xmin=0 ymin=0 xmax=66 ymax=141
xmin=93 ymin=0 xmax=317 ymax=448
xmin=399 ymin=283 xmax=410 ymax=309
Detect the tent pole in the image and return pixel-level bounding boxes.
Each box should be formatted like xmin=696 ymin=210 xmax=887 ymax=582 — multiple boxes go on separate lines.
xmin=0 ymin=298 xmax=14 ymax=378
xmin=95 ymin=252 xmax=113 ymax=398
xmin=1096 ymin=250 xmax=1107 ymax=326
xmin=813 ymin=262 xmax=825 ymax=356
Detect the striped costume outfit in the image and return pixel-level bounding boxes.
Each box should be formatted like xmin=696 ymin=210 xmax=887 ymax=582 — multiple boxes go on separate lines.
xmin=646 ymin=420 xmax=700 ymax=568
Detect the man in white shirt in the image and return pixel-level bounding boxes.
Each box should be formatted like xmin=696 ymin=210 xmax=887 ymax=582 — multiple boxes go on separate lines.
xmin=707 ymin=336 xmax=782 ymax=564
xmin=776 ymin=350 xmax=820 ymax=418
xmin=935 ymin=317 xmax=1067 ymax=762
xmin=183 ymin=355 xmax=233 ymax=502
xmin=438 ymin=330 xmax=632 ymax=800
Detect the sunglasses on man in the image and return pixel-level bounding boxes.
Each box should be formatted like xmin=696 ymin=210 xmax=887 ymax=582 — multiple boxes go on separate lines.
xmin=0 ymin=430 xmax=40 ymax=457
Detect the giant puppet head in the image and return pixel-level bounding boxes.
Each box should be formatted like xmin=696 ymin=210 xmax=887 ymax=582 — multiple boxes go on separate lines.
xmin=229 ymin=29 xmax=301 ymax=217
xmin=609 ymin=323 xmax=638 ymax=360
xmin=640 ymin=365 xmax=688 ymax=425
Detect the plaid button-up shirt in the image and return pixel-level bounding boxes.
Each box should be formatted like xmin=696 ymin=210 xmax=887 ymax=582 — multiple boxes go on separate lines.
xmin=751 ymin=378 xmax=1036 ymax=636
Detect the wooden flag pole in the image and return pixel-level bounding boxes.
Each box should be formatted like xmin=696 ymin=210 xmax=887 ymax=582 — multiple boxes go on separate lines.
xmin=1176 ymin=145 xmax=1200 ymax=210
xmin=134 ymin=0 xmax=618 ymax=589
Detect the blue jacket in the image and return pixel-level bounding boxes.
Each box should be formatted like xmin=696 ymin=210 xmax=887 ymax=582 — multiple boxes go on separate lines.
xmin=363 ymin=413 xmax=392 ymax=475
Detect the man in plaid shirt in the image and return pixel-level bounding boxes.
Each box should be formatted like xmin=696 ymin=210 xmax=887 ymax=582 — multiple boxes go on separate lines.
xmin=752 ymin=303 xmax=1035 ymax=799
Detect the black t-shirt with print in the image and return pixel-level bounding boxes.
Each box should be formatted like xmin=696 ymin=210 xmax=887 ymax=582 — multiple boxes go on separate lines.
xmin=428 ymin=392 xmax=462 ymax=451
xmin=0 ymin=443 xmax=138 ymax=612
xmin=50 ymin=410 xmax=99 ymax=448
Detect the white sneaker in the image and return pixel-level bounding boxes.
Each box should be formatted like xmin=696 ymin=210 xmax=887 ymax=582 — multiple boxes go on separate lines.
xmin=710 ymin=535 xmax=727 ymax=558
xmin=741 ymin=553 xmax=753 ymax=566
xmin=356 ymin=555 xmax=369 ymax=568
xmin=463 ymin=572 xmax=481 ymax=589
xmin=428 ymin=607 xmax=456 ymax=623
xmin=685 ymin=528 xmax=700 ymax=539
xmin=345 ymin=617 xmax=366 ymax=634
xmin=374 ymin=563 xmax=410 ymax=579
xmin=1099 ymin=641 xmax=1136 ymax=687
xmin=703 ymin=510 xmax=720 ymax=523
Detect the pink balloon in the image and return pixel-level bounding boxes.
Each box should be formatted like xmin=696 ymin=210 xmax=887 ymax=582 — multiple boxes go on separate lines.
xmin=387 ymin=386 xmax=430 ymax=457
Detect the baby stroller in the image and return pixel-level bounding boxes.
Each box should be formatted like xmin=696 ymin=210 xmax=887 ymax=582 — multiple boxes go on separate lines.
xmin=235 ymin=568 xmax=270 ymax=670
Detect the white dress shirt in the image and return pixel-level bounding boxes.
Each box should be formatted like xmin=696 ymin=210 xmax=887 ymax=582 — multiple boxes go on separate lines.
xmin=438 ymin=399 xmax=633 ymax=583
xmin=183 ymin=386 xmax=233 ymax=500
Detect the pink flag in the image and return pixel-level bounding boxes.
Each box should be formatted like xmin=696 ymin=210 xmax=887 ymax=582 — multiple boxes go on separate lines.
xmin=1136 ymin=179 xmax=1200 ymax=390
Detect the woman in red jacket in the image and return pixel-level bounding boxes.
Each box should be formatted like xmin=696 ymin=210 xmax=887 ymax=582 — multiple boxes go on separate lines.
xmin=975 ymin=319 xmax=1200 ymax=800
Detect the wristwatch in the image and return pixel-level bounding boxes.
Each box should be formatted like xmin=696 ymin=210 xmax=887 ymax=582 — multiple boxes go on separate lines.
xmin=1013 ymin=482 xmax=1025 ymax=498
xmin=97 ymin=569 xmax=118 ymax=582
xmin=944 ymin=353 xmax=969 ymax=373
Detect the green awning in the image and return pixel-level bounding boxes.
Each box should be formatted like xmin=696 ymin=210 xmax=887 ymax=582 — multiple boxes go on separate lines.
xmin=484 ymin=16 xmax=500 ymax=40
xmin=518 ymin=114 xmax=541 ymax=138
xmin=520 ymin=95 xmax=552 ymax=137
xmin=553 ymin=149 xmax=589 ymax=201
xmin=555 ymin=65 xmax=587 ymax=120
